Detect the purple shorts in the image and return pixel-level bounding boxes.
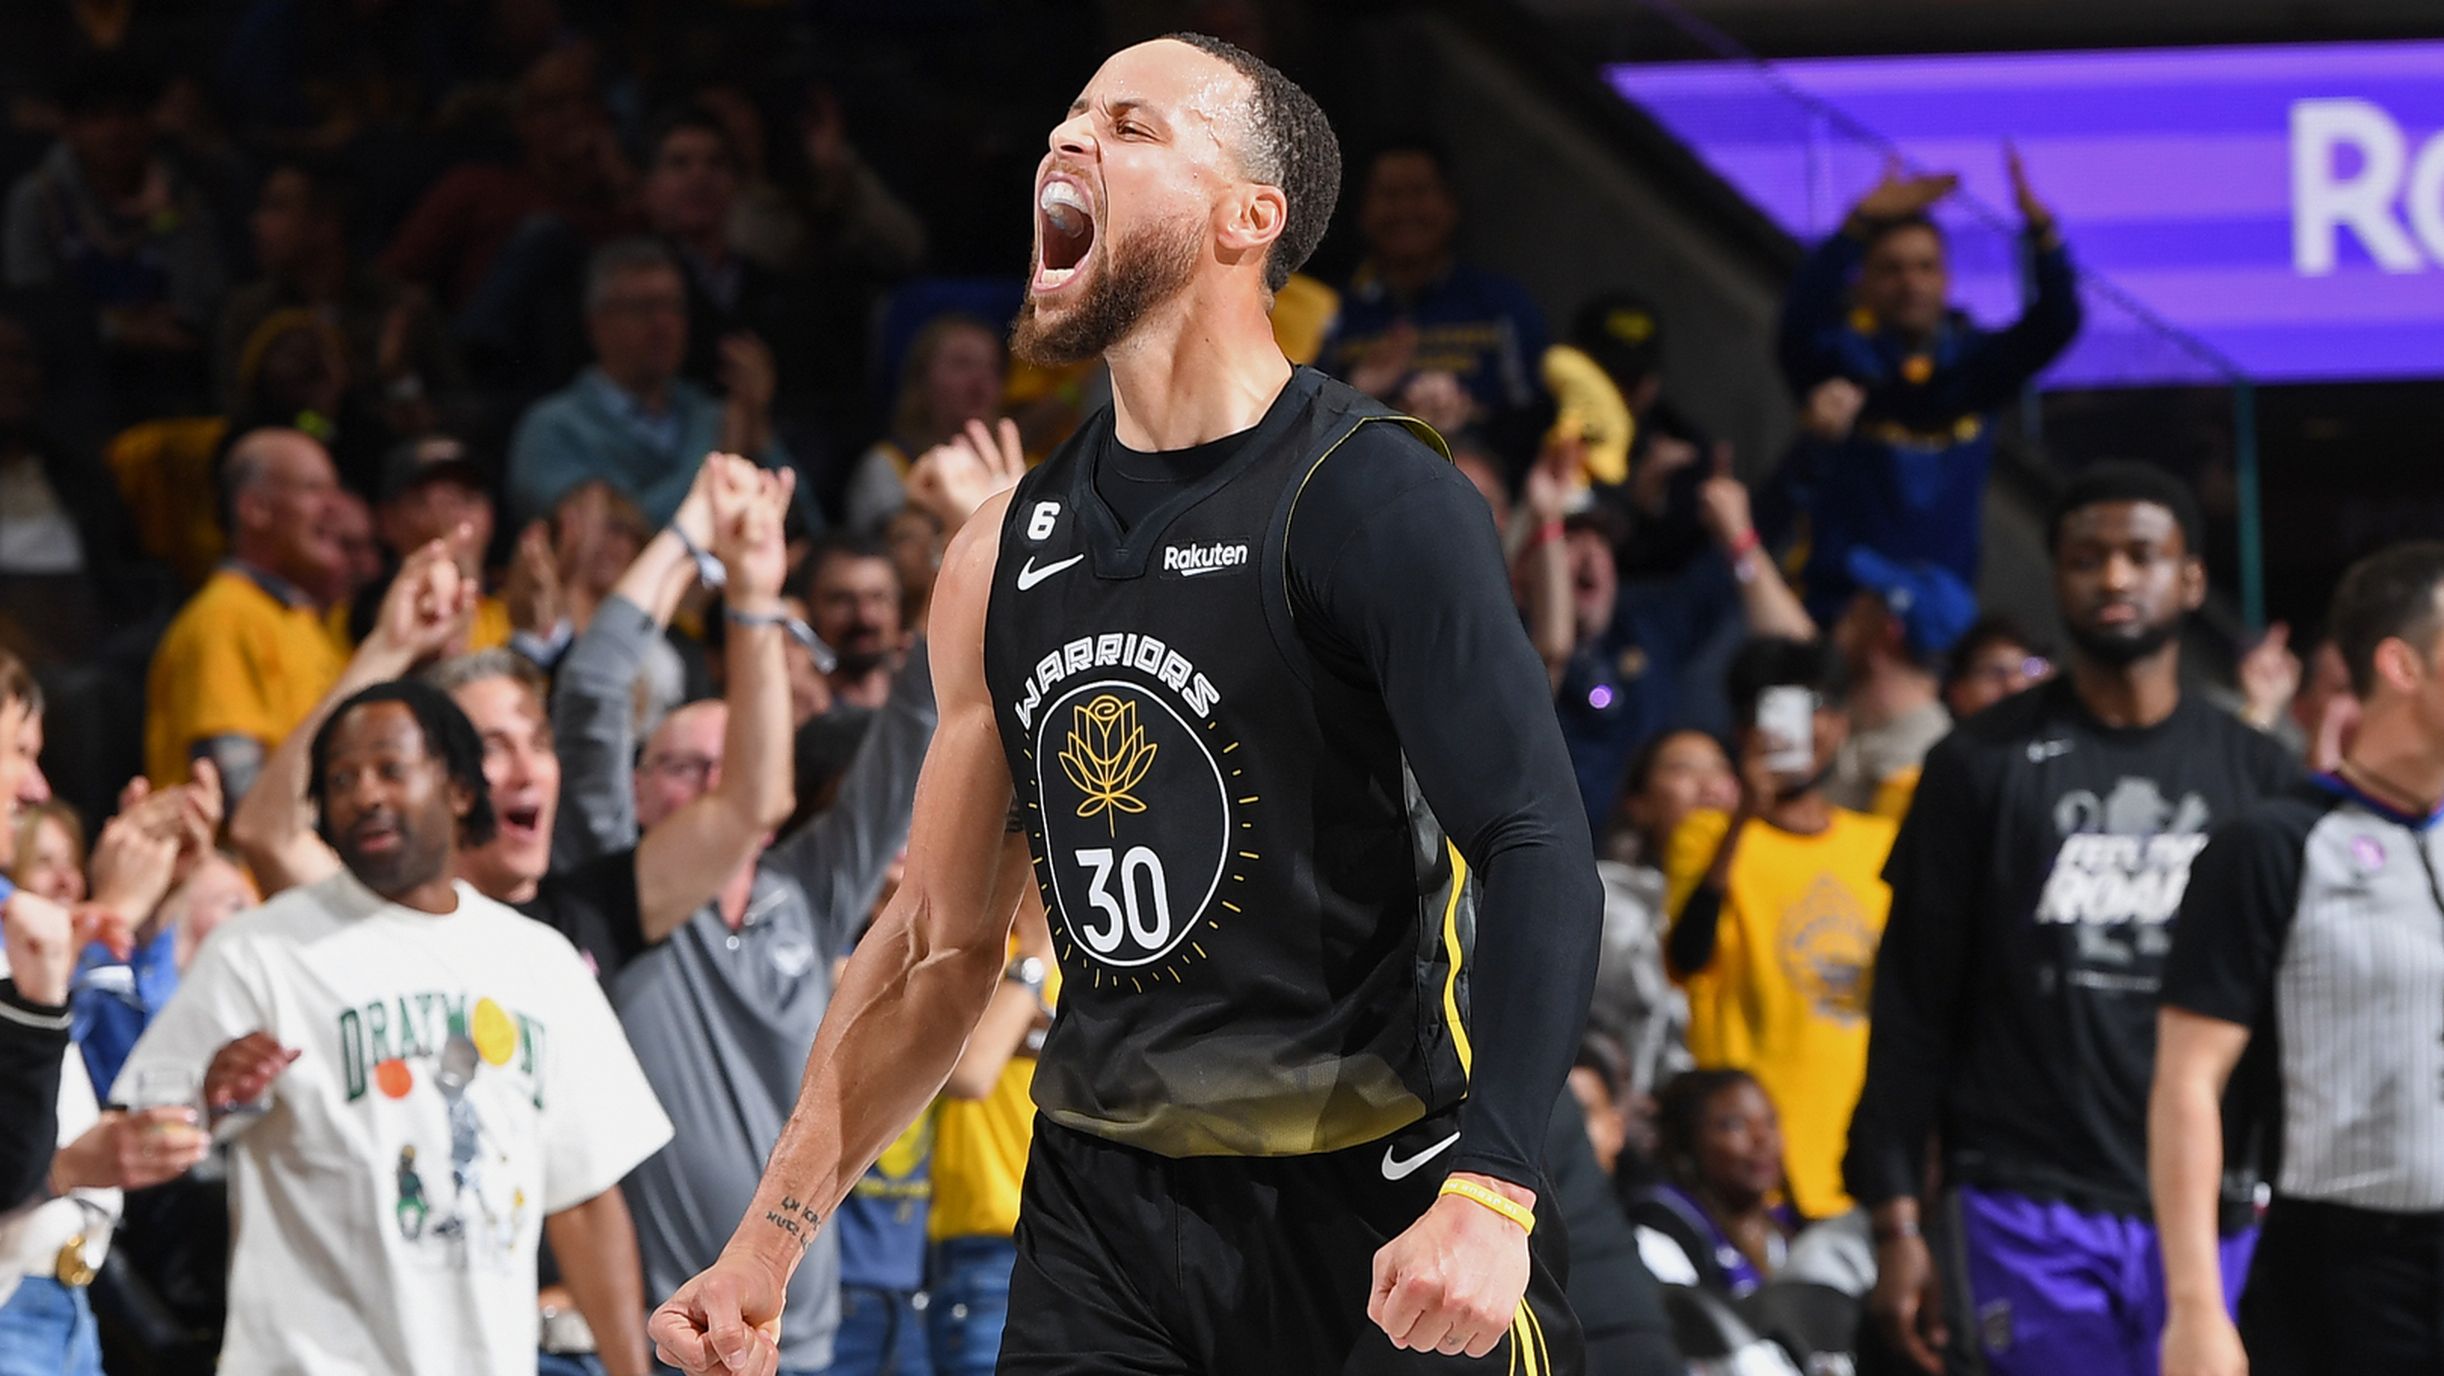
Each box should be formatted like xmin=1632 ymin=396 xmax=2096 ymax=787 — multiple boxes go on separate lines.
xmin=1939 ymin=1186 xmax=2255 ymax=1376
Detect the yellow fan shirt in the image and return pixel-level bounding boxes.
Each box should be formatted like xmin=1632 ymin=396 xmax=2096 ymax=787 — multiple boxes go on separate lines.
xmin=1663 ymin=806 xmax=1896 ymax=1218
xmin=145 ymin=567 xmax=347 ymax=787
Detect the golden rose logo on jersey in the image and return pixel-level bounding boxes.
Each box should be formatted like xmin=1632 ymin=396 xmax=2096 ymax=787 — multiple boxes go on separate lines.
xmin=1062 ymin=695 xmax=1158 ymax=833
xmin=1026 ymin=676 xmax=1248 ymax=987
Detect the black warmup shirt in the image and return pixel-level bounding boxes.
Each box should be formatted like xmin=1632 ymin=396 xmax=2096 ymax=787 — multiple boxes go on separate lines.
xmin=1845 ymin=678 xmax=2298 ymax=1213
xmin=983 ymin=366 xmax=1600 ymax=1188
xmin=2165 ymin=775 xmax=2444 ymax=1212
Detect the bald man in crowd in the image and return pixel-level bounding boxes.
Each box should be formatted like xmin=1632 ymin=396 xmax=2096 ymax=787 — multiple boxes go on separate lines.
xmin=145 ymin=428 xmax=349 ymax=796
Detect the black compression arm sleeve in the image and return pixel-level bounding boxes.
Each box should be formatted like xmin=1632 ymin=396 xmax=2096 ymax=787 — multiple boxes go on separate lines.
xmin=1293 ymin=435 xmax=1603 ymax=1191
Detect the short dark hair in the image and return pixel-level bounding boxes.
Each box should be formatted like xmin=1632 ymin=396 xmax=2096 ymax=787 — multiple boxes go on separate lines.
xmin=1162 ymin=32 xmax=1341 ymax=294
xmin=1727 ymin=635 xmax=1846 ymax=726
xmin=1654 ymin=1067 xmax=1767 ymax=1181
xmin=308 ymin=681 xmax=497 ymax=849
xmin=2328 ymin=541 xmax=2444 ymax=699
xmin=2047 ymin=462 xmax=2206 ymax=561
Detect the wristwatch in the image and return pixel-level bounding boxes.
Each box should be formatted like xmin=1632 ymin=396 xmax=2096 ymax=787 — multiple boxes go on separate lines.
xmin=1002 ymin=955 xmax=1047 ymax=998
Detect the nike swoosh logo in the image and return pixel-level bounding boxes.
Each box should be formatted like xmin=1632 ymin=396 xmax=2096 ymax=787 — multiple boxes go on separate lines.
xmin=1381 ymin=1131 xmax=1461 ymax=1181
xmin=1015 ymin=554 xmax=1085 ymax=590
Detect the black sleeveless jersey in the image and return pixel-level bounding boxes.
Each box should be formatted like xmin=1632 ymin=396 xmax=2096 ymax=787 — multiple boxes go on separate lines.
xmin=982 ymin=368 xmax=1480 ymax=1159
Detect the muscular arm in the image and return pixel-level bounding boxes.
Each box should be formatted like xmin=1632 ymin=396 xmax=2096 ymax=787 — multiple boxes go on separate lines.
xmin=942 ymin=885 xmax=1053 ymax=1101
xmin=712 ymin=491 xmax=1036 ymax=1277
xmin=1296 ymin=441 xmax=1603 ymax=1194
xmin=545 ymin=1186 xmax=652 ymax=1376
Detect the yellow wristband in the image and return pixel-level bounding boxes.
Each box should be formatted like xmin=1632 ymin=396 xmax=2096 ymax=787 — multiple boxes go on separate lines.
xmin=1438 ymin=1178 xmax=1535 ymax=1235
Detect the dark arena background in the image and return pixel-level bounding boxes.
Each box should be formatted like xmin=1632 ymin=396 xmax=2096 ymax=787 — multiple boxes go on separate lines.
xmin=0 ymin=2 xmax=2437 ymax=1375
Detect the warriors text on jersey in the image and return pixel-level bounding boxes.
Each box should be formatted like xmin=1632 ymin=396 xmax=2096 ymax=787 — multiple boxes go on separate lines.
xmin=979 ymin=366 xmax=1599 ymax=1182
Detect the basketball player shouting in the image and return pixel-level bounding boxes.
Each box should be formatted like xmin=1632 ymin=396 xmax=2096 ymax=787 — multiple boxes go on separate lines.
xmin=651 ymin=34 xmax=1599 ymax=1376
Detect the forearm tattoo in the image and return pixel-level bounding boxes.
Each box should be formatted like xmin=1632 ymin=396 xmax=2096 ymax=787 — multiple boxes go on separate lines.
xmin=761 ymin=1195 xmax=823 ymax=1253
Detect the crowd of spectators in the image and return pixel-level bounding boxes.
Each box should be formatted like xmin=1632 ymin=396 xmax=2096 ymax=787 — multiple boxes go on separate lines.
xmin=0 ymin=7 xmax=2373 ymax=1376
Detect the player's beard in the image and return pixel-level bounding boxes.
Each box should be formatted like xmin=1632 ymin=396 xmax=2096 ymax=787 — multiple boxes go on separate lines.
xmin=2066 ymin=614 xmax=2181 ymax=667
xmin=1012 ymin=210 xmax=1202 ymax=368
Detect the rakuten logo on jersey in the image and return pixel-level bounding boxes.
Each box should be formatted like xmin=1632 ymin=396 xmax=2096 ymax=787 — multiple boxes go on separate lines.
xmin=1160 ymin=541 xmax=1251 ymax=578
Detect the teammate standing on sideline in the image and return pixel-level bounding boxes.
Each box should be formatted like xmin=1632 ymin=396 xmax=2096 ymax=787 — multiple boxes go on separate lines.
xmin=1845 ymin=464 xmax=2297 ymax=1376
xmin=651 ymin=33 xmax=1601 ymax=1375
xmin=2154 ymin=542 xmax=2444 ymax=1376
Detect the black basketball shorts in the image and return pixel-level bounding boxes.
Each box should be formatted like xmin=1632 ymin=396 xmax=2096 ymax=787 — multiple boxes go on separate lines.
xmin=997 ymin=1107 xmax=1583 ymax=1374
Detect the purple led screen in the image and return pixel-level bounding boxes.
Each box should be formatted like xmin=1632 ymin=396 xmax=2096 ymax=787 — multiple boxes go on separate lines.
xmin=1608 ymin=42 xmax=2444 ymax=387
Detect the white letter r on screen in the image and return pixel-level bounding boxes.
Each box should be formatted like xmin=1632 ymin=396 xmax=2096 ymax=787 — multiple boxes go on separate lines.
xmin=2292 ymin=98 xmax=2422 ymax=276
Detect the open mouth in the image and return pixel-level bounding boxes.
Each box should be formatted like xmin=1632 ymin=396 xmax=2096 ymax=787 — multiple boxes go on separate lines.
xmin=498 ymin=803 xmax=544 ymax=842
xmin=350 ymin=818 xmax=402 ymax=854
xmin=1035 ymin=177 xmax=1097 ymax=293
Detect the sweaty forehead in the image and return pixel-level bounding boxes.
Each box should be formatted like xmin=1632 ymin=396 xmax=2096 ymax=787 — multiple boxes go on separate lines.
xmin=1077 ymin=41 xmax=1252 ymax=148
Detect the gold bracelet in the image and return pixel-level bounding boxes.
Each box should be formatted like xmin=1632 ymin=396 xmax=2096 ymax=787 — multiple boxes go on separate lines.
xmin=1438 ymin=1178 xmax=1535 ymax=1235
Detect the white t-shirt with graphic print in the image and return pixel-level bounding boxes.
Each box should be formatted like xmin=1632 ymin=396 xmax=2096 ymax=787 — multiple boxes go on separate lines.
xmin=117 ymin=872 xmax=673 ymax=1376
